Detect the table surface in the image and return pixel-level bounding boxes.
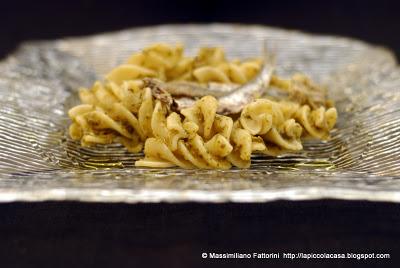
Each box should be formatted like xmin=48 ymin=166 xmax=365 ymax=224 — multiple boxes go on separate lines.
xmin=0 ymin=200 xmax=399 ymax=267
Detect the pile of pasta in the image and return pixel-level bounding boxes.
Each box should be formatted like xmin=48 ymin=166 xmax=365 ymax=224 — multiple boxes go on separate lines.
xmin=68 ymin=43 xmax=338 ymax=169
xmin=106 ymin=43 xmax=262 ymax=85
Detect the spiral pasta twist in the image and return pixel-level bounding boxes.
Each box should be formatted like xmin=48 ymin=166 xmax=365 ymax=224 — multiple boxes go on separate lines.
xmin=270 ymin=73 xmax=331 ymax=109
xmin=295 ymin=105 xmax=338 ymax=140
xmin=136 ymin=96 xmax=233 ymax=169
xmin=238 ymin=99 xmax=303 ymax=154
xmin=68 ymin=80 xmax=152 ymax=153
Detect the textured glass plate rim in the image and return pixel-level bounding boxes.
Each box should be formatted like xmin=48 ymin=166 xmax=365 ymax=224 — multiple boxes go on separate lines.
xmin=1 ymin=23 xmax=400 ymax=204
xmin=2 ymin=187 xmax=400 ymax=203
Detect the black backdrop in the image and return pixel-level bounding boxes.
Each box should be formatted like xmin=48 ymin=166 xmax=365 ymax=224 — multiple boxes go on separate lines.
xmin=1 ymin=0 xmax=400 ymax=59
xmin=1 ymin=1 xmax=400 ymax=267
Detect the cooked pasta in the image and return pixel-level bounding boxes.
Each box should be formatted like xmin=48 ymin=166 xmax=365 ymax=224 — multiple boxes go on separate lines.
xmin=295 ymin=105 xmax=338 ymax=140
xmin=270 ymin=73 xmax=329 ymax=109
xmin=137 ymin=95 xmax=233 ymax=169
xmin=69 ymin=80 xmax=147 ymax=152
xmin=68 ymin=43 xmax=338 ymax=169
xmin=106 ymin=43 xmax=262 ymax=85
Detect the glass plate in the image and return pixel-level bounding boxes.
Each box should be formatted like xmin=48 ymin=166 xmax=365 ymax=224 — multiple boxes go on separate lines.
xmin=1 ymin=24 xmax=399 ymax=203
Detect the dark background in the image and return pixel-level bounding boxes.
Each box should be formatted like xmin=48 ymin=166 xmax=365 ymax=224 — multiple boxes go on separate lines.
xmin=1 ymin=0 xmax=400 ymax=59
xmin=1 ymin=0 xmax=400 ymax=267
xmin=1 ymin=201 xmax=399 ymax=268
